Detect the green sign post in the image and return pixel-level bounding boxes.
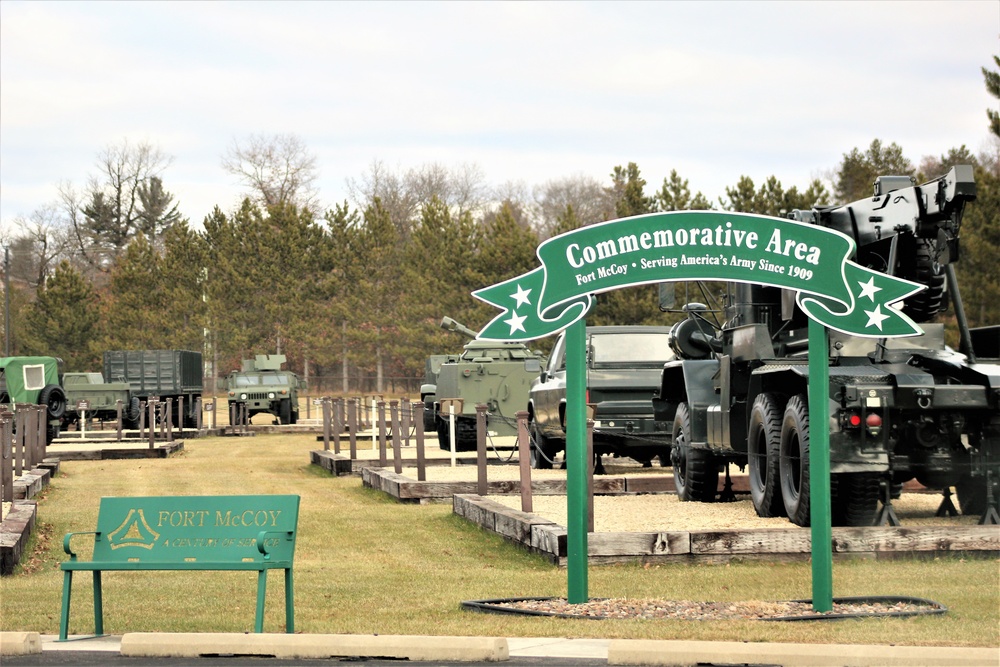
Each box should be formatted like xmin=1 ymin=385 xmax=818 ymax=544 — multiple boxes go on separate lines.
xmin=473 ymin=211 xmax=924 ymax=609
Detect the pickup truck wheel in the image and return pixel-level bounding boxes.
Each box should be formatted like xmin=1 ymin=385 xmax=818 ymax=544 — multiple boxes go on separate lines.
xmin=672 ymin=402 xmax=718 ymax=502
xmin=529 ymin=417 xmax=555 ymax=469
xmin=748 ymin=393 xmax=785 ymax=517
xmin=39 ymin=384 xmax=67 ymax=420
xmin=779 ymin=394 xmax=811 ymax=526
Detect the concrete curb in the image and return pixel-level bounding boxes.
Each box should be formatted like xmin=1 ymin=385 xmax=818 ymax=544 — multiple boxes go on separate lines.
xmin=120 ymin=632 xmax=510 ymax=661
xmin=0 ymin=631 xmax=42 ymax=656
xmin=607 ymin=639 xmax=1000 ymax=666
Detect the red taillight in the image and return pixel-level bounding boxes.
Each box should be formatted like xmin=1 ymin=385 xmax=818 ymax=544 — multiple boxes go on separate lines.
xmin=848 ymin=413 xmax=862 ymax=427
xmin=866 ymin=413 xmax=882 ymax=428
xmin=586 ymin=389 xmax=590 ymax=403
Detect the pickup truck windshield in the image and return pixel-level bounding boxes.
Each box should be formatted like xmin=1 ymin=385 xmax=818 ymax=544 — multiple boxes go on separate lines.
xmin=592 ymin=333 xmax=673 ymax=364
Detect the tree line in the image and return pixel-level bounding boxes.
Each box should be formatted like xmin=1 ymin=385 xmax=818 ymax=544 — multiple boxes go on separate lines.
xmin=4 ymin=54 xmax=1000 ymax=390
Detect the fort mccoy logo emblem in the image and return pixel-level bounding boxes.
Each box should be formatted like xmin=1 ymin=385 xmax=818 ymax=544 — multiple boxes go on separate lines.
xmin=473 ymin=211 xmax=925 ymax=342
xmin=107 ymin=509 xmax=160 ymax=550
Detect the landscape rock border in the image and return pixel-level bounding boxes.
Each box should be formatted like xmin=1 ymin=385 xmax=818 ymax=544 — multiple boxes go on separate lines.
xmin=462 ymin=595 xmax=948 ymax=622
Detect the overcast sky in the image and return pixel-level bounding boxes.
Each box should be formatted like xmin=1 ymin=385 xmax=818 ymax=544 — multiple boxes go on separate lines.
xmin=1 ymin=1 xmax=997 ymax=231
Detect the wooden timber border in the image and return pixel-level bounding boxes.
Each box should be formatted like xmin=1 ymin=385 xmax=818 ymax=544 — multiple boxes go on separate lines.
xmin=453 ymin=493 xmax=1000 ymax=565
xmin=46 ymin=441 xmax=185 ymax=461
xmin=358 ymin=463 xmax=716 ymax=502
xmin=352 ymin=466 xmax=998 ymax=564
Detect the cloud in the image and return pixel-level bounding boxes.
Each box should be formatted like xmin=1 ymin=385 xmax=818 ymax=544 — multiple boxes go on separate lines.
xmin=1 ymin=0 xmax=997 ymax=227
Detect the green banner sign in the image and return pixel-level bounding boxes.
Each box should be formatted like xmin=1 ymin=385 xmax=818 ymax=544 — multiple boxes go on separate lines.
xmin=473 ymin=211 xmax=925 ymax=341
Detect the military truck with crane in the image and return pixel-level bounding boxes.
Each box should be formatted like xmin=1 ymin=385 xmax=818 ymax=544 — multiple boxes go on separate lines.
xmin=654 ymin=166 xmax=1000 ymax=526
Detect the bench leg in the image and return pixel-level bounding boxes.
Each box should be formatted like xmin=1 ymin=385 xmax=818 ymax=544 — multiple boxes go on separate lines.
xmin=93 ymin=571 xmax=104 ymax=636
xmin=254 ymin=570 xmax=267 ymax=633
xmin=284 ymin=568 xmax=294 ymax=633
xmin=59 ymin=570 xmax=73 ymax=641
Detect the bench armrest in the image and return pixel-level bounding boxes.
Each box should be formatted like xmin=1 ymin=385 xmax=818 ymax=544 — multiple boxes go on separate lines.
xmin=256 ymin=530 xmax=294 ymax=560
xmin=63 ymin=531 xmax=101 ymax=560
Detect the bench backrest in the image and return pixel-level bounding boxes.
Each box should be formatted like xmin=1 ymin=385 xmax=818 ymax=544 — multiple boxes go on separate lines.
xmin=91 ymin=495 xmax=299 ymax=566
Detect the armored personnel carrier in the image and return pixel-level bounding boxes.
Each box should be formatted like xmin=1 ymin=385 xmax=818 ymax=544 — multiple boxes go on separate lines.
xmin=225 ymin=354 xmax=303 ymax=425
xmin=433 ymin=317 xmax=546 ymax=451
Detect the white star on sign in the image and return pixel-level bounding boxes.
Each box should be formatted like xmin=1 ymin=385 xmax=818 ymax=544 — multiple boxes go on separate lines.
xmin=857 ymin=276 xmax=881 ymax=302
xmin=510 ymin=284 xmax=532 ymax=309
xmin=864 ymin=305 xmax=890 ymax=331
xmin=505 ymin=311 xmax=528 ymax=334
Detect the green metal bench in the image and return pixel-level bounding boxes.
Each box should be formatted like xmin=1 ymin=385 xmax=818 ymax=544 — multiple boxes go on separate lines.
xmin=59 ymin=494 xmax=299 ymax=641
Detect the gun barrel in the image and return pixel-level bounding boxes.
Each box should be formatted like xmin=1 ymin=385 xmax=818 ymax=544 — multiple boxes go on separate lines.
xmin=440 ymin=317 xmax=479 ymax=339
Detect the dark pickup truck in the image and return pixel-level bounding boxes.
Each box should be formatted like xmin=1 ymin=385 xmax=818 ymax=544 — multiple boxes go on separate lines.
xmin=527 ymin=325 xmax=675 ymax=470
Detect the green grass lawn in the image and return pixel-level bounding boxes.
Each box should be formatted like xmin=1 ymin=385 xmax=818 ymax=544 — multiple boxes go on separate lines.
xmin=1 ymin=433 xmax=997 ymax=647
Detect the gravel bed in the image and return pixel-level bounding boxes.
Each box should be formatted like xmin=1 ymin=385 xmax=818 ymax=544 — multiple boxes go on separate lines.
xmin=397 ymin=460 xmax=978 ymax=531
xmin=477 ymin=596 xmax=945 ymax=621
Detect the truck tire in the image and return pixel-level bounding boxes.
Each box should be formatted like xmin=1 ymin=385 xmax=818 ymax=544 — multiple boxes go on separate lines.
xmin=830 ymin=473 xmax=880 ymax=526
xmin=955 ymin=472 xmax=988 ymax=516
xmin=436 ymin=417 xmax=452 ymax=451
xmin=748 ymin=393 xmax=785 ymax=517
xmin=903 ymin=239 xmax=947 ymax=323
xmin=279 ymin=398 xmax=292 ymax=425
xmin=671 ymin=402 xmax=718 ymax=502
xmin=529 ymin=416 xmax=556 ymax=469
xmin=124 ymin=396 xmax=141 ymax=428
xmin=38 ymin=384 xmax=67 ymax=420
xmin=779 ymin=394 xmax=811 ymax=526
xmin=422 ymin=398 xmax=436 ymax=432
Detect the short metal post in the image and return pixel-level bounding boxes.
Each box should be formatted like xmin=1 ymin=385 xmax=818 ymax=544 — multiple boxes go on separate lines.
xmin=211 ymin=398 xmax=217 ymax=430
xmin=377 ymin=400 xmax=387 ymax=467
xmin=147 ymin=401 xmax=156 ymax=450
xmin=448 ymin=404 xmax=457 ymax=468
xmin=476 ymin=404 xmax=488 ymax=496
xmin=401 ymin=397 xmax=411 ymax=447
xmin=332 ymin=398 xmax=341 ymax=455
xmin=413 ymin=400 xmax=426 ymax=482
xmin=348 ymin=398 xmax=358 ymax=460
xmin=177 ymin=395 xmax=185 ymax=436
xmin=139 ymin=401 xmax=146 ymax=438
xmin=116 ymin=399 xmax=123 ymax=442
xmin=322 ymin=398 xmax=331 ymax=452
xmin=517 ymin=411 xmax=532 ymax=513
xmin=390 ymin=400 xmax=402 ymax=474
xmin=195 ymin=397 xmax=202 ymax=431
xmin=166 ymin=398 xmax=174 ymax=442
xmin=14 ymin=407 xmax=24 ymax=477
xmin=587 ymin=418 xmax=595 ymax=533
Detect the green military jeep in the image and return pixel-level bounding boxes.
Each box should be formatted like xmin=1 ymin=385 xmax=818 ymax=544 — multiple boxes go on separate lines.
xmin=0 ymin=356 xmax=68 ymax=444
xmin=225 ymin=354 xmax=303 ymax=425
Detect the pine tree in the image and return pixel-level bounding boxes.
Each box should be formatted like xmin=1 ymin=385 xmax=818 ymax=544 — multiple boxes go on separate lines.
xmin=19 ymin=261 xmax=100 ymax=370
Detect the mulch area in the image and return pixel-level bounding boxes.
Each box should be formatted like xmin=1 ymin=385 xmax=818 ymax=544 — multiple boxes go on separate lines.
xmin=472 ymin=596 xmax=946 ymax=621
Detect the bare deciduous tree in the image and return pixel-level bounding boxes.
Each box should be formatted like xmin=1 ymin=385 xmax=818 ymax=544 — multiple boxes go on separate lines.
xmin=533 ymin=174 xmax=612 ymax=239
xmin=222 ymin=133 xmax=319 ymax=212
xmin=59 ymin=139 xmax=176 ymax=272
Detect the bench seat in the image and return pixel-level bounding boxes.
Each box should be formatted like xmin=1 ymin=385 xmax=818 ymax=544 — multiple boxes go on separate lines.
xmin=59 ymin=495 xmax=299 ymax=641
